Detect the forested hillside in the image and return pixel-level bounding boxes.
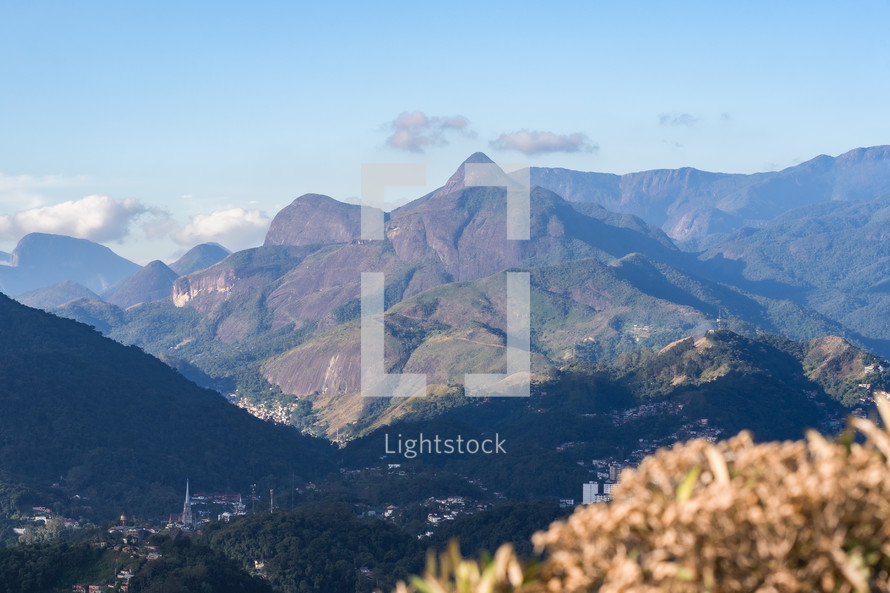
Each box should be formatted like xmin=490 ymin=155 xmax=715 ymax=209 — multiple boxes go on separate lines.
xmin=0 ymin=293 xmax=335 ymax=525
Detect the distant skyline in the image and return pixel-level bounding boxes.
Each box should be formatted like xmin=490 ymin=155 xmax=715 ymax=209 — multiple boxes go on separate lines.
xmin=2 ymin=1 xmax=889 ymax=263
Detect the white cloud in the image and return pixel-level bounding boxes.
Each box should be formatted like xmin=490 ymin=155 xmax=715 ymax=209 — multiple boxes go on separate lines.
xmin=0 ymin=194 xmax=152 ymax=242
xmin=386 ymin=110 xmax=475 ymax=152
xmin=489 ymin=130 xmax=597 ymax=155
xmin=174 ymin=208 xmax=270 ymax=251
xmin=658 ymin=113 xmax=700 ymax=127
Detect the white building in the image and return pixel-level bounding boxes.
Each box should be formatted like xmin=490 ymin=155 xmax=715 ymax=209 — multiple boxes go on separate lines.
xmin=582 ymin=481 xmax=599 ymax=504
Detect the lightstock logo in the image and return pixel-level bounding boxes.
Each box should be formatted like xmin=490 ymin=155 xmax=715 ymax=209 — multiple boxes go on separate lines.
xmin=359 ymin=162 xmax=531 ymax=400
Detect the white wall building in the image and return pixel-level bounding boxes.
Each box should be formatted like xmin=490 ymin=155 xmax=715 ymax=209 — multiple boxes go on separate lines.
xmin=582 ymin=481 xmax=599 ymax=504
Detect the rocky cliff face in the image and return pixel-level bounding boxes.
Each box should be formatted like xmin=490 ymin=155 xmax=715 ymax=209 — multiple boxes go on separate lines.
xmin=172 ymin=267 xmax=236 ymax=308
xmin=265 ymin=242 xmax=413 ymax=330
xmin=426 ymin=151 xmax=503 ymax=200
xmin=171 ymin=245 xmax=316 ymax=312
xmin=264 ymin=326 xmax=363 ymax=397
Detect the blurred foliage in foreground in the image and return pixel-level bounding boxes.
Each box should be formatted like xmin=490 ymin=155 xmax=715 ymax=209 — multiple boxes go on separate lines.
xmin=397 ymin=398 xmax=890 ymax=593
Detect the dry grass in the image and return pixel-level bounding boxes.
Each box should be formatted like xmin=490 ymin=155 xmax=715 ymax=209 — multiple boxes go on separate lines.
xmin=396 ymin=400 xmax=890 ymax=593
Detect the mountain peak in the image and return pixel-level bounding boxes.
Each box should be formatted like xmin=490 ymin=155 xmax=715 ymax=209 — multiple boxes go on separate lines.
xmin=107 ymin=260 xmax=178 ymax=308
xmin=170 ymin=243 xmax=231 ymax=276
xmin=264 ymin=193 xmax=362 ymax=247
xmin=291 ymin=193 xmax=350 ymax=207
xmin=463 ymin=152 xmax=495 ymax=165
xmin=431 ymin=153 xmax=511 ymax=200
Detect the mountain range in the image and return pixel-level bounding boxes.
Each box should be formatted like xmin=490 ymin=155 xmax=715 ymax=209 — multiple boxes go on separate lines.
xmin=0 ymin=238 xmax=229 ymax=310
xmin=699 ymin=194 xmax=890 ymax=345
xmin=2 ymin=148 xmax=890 ymax=439
xmin=526 ymin=145 xmax=890 ymax=248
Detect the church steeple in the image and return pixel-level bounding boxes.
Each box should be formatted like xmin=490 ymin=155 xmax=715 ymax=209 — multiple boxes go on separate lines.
xmin=182 ymin=479 xmax=193 ymax=526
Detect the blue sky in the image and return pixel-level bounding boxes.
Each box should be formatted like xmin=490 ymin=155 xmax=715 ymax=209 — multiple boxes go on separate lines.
xmin=1 ymin=1 xmax=888 ymax=263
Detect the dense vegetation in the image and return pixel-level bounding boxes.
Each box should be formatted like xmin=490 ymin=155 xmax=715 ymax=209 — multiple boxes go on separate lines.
xmin=202 ymin=504 xmax=425 ymax=593
xmin=0 ymin=535 xmax=272 ymax=593
xmin=131 ymin=534 xmax=275 ymax=593
xmin=0 ymin=293 xmax=336 ymax=522
xmin=700 ymin=193 xmax=890 ymax=353
xmin=332 ymin=329 xmax=880 ymax=505
xmin=428 ymin=502 xmax=570 ymax=558
xmin=0 ymin=541 xmax=107 ymax=593
xmin=0 ymin=499 xmax=570 ymax=593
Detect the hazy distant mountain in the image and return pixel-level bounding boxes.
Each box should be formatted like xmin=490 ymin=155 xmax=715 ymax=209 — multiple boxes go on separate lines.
xmin=170 ymin=242 xmax=231 ymax=275
xmin=699 ymin=192 xmax=890 ymax=346
xmin=0 ymin=233 xmax=140 ymax=296
xmin=0 ymin=251 xmax=8 ymax=264
xmin=0 ymin=291 xmax=333 ymax=520
xmin=107 ymin=259 xmax=179 ymax=308
xmin=563 ymin=201 xmax=677 ymax=250
xmin=527 ymin=146 xmax=890 ymax=247
xmin=15 ymin=280 xmax=100 ymax=309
